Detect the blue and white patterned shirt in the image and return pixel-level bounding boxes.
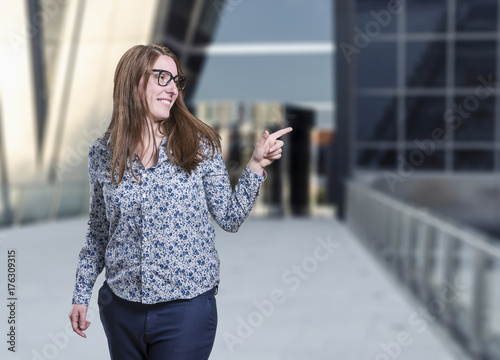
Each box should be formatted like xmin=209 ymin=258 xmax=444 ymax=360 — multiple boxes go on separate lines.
xmin=72 ymin=134 xmax=266 ymax=305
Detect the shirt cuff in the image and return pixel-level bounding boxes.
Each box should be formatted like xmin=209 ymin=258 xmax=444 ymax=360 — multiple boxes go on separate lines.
xmin=72 ymin=284 xmax=92 ymax=306
xmin=243 ymin=165 xmax=266 ymax=182
xmin=239 ymin=166 xmax=267 ymax=198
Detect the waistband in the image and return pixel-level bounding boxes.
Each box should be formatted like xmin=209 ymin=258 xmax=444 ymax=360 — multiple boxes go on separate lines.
xmin=99 ymin=281 xmax=218 ymax=307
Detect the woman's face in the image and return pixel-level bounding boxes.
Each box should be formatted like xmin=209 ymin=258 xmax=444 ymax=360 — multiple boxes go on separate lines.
xmin=142 ymin=55 xmax=179 ymax=122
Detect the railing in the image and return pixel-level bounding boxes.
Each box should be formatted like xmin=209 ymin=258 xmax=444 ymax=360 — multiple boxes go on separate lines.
xmin=346 ymin=180 xmax=500 ymax=360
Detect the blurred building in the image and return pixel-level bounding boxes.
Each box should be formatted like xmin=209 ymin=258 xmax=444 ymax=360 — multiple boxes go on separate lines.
xmin=334 ymin=0 xmax=500 ymax=238
xmin=196 ymin=101 xmax=333 ymax=217
xmin=0 ymin=0 xmax=222 ymax=227
xmin=0 ymin=0 xmax=334 ymax=227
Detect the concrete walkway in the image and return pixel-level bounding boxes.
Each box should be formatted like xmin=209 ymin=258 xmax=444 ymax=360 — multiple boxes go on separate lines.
xmin=0 ymin=217 xmax=471 ymax=360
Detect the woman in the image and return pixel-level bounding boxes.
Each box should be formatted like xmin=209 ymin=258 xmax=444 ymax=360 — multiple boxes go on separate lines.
xmin=69 ymin=43 xmax=292 ymax=359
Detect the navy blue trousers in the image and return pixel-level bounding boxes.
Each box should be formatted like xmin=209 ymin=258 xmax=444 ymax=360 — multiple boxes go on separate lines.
xmin=98 ymin=282 xmax=218 ymax=360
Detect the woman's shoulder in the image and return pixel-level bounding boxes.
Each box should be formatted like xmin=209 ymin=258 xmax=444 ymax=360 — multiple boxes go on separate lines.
xmin=198 ymin=134 xmax=220 ymax=158
xmin=89 ymin=132 xmax=111 ymax=160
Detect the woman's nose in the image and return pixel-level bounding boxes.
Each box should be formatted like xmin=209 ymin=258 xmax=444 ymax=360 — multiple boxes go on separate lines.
xmin=164 ymin=81 xmax=178 ymax=94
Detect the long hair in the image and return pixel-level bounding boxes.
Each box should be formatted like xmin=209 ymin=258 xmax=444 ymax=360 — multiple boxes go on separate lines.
xmin=107 ymin=44 xmax=221 ymax=184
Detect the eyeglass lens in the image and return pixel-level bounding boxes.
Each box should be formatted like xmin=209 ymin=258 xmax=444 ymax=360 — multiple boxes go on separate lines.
xmin=156 ymin=70 xmax=186 ymax=90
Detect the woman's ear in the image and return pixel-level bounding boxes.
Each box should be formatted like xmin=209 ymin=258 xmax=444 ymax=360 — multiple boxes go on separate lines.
xmin=138 ymin=75 xmax=145 ymax=98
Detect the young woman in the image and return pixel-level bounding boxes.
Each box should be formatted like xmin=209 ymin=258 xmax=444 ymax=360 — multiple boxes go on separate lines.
xmin=69 ymin=43 xmax=292 ymax=360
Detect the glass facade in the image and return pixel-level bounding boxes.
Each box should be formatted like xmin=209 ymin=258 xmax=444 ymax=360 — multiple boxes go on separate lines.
xmin=351 ymin=0 xmax=500 ymax=173
xmin=336 ymin=2 xmax=500 ymax=356
xmin=406 ymin=41 xmax=447 ymax=87
xmin=334 ymin=3 xmax=500 ymax=358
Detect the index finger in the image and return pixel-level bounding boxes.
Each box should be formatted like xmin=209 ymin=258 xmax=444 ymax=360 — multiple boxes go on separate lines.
xmin=270 ymin=127 xmax=293 ymax=140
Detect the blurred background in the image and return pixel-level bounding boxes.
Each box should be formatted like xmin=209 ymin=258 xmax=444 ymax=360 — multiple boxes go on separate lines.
xmin=0 ymin=0 xmax=334 ymax=225
xmin=0 ymin=0 xmax=499 ymax=359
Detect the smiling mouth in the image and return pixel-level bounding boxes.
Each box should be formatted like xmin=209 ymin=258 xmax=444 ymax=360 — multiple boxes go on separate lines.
xmin=158 ymin=99 xmax=171 ymax=106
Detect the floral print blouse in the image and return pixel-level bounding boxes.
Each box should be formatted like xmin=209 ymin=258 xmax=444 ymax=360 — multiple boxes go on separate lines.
xmin=72 ymin=134 xmax=266 ymax=305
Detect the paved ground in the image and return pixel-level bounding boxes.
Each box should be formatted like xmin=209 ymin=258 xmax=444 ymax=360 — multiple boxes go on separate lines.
xmin=0 ymin=217 xmax=471 ymax=360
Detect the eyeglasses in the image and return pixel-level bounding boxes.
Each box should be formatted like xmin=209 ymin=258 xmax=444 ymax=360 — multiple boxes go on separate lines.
xmin=151 ymin=69 xmax=186 ymax=90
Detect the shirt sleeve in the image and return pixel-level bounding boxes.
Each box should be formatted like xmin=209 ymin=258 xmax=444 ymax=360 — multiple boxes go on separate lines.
xmin=72 ymin=147 xmax=110 ymax=305
xmin=202 ymin=152 xmax=266 ymax=232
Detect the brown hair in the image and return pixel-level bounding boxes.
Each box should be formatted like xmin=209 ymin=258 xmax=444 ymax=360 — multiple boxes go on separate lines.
xmin=107 ymin=44 xmax=221 ymax=184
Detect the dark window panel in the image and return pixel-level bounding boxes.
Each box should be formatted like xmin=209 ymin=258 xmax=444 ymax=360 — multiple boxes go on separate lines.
xmin=357 ymin=148 xmax=397 ymax=169
xmin=406 ymin=0 xmax=447 ymax=33
xmin=454 ymin=150 xmax=494 ymax=170
xmin=317 ymin=145 xmax=330 ymax=176
xmin=356 ymin=42 xmax=397 ymax=88
xmin=455 ymin=41 xmax=496 ymax=87
xmin=187 ymin=55 xmax=204 ymax=73
xmin=453 ymin=97 xmax=495 ymax=141
xmin=405 ymin=96 xmax=447 ymax=140
xmin=456 ymin=0 xmax=498 ymax=32
xmin=166 ymin=0 xmax=195 ymax=42
xmin=406 ymin=41 xmax=446 ymax=87
xmin=404 ymin=149 xmax=445 ymax=170
xmin=166 ymin=44 xmax=181 ymax=58
xmin=183 ymin=55 xmax=205 ymax=101
xmin=355 ymin=0 xmax=398 ymax=34
xmin=356 ymin=96 xmax=397 ymax=141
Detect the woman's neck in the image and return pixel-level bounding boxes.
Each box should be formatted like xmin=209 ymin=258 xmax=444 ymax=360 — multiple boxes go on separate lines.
xmin=143 ymin=121 xmax=164 ymax=148
xmin=136 ymin=124 xmax=164 ymax=169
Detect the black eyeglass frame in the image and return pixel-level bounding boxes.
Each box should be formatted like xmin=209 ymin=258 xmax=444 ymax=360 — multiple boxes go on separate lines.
xmin=151 ymin=69 xmax=186 ymax=90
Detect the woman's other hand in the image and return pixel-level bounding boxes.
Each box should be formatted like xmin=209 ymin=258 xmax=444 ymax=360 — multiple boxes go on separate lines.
xmin=69 ymin=304 xmax=91 ymax=338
